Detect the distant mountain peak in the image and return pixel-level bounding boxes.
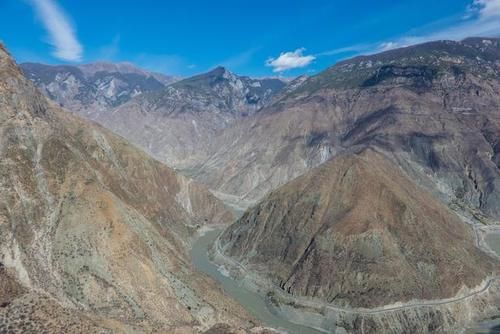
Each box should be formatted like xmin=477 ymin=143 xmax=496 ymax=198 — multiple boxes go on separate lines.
xmin=201 ymin=66 xmax=236 ymax=80
xmin=173 ymin=66 xmax=241 ymax=90
xmin=211 ymin=65 xmax=229 ymax=73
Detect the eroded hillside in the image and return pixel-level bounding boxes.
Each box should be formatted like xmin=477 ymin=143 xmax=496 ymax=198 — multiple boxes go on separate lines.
xmin=0 ymin=43 xmax=254 ymax=333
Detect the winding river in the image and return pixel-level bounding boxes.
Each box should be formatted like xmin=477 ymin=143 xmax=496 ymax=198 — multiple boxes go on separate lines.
xmin=192 ymin=228 xmax=500 ymax=334
xmin=191 ymin=229 xmax=325 ymax=334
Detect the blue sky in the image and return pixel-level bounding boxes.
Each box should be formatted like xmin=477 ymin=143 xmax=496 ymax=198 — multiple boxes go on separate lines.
xmin=1 ymin=0 xmax=499 ymax=77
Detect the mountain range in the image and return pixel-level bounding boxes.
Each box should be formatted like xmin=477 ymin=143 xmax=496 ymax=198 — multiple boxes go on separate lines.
xmin=7 ymin=36 xmax=500 ymax=333
xmin=22 ymin=38 xmax=500 ymax=219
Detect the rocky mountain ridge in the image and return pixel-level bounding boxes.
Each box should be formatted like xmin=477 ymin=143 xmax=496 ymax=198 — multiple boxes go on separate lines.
xmin=292 ymin=37 xmax=499 ymax=92
xmin=20 ymin=61 xmax=178 ymax=118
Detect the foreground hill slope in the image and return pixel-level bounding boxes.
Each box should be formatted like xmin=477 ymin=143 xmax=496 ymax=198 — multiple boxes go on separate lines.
xmin=220 ymin=148 xmax=497 ymax=308
xmin=0 ymin=44 xmax=250 ymax=332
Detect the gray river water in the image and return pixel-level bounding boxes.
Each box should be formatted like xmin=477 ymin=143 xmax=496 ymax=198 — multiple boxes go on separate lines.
xmin=191 ymin=229 xmax=325 ymax=334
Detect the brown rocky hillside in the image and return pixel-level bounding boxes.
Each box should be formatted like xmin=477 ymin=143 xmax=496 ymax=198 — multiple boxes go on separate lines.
xmin=220 ymin=148 xmax=497 ymax=308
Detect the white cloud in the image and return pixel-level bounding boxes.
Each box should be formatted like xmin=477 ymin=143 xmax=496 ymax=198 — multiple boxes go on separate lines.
xmin=134 ymin=53 xmax=188 ymax=75
xmin=266 ymin=48 xmax=315 ymax=72
xmin=375 ymin=0 xmax=500 ymax=51
xmin=378 ymin=42 xmax=399 ymax=52
xmin=315 ymin=44 xmax=371 ymax=57
xmin=96 ymin=35 xmax=120 ymax=60
xmin=29 ymin=0 xmax=83 ymax=61
xmin=221 ymin=47 xmax=261 ymax=70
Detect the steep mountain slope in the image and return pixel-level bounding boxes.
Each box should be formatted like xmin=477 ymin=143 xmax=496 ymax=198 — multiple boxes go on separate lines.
xmin=20 ymin=61 xmax=178 ymax=118
xmin=220 ymin=148 xmax=496 ymax=308
xmin=0 ymin=44 xmax=251 ymax=332
xmin=92 ymin=67 xmax=287 ymax=168
xmin=190 ymin=37 xmax=500 ymax=216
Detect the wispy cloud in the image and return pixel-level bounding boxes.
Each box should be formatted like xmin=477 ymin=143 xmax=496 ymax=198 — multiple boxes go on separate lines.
xmin=374 ymin=0 xmax=500 ymax=51
xmin=315 ymin=44 xmax=371 ymax=57
xmin=377 ymin=42 xmax=399 ymax=52
xmin=378 ymin=0 xmax=500 ymax=51
xmin=29 ymin=0 xmax=83 ymax=61
xmin=96 ymin=35 xmax=120 ymax=60
xmin=317 ymin=0 xmax=500 ymax=58
xmin=134 ymin=53 xmax=188 ymax=75
xmin=266 ymin=48 xmax=316 ymax=72
xmin=220 ymin=47 xmax=261 ymax=70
